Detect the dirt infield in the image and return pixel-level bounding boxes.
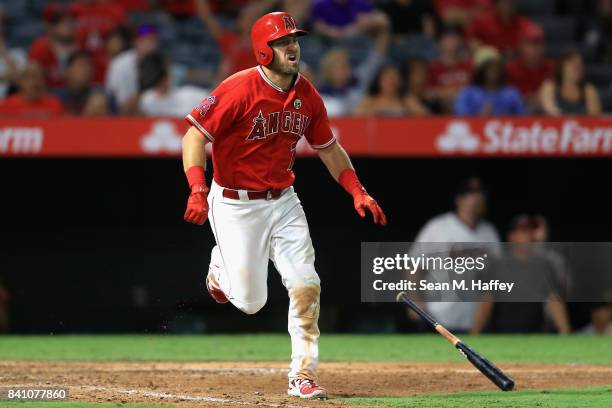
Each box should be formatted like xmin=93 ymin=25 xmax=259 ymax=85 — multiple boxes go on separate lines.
xmin=2 ymin=361 xmax=612 ymax=407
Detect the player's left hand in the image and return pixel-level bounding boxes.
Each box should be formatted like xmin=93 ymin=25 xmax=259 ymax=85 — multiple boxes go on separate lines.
xmin=353 ymin=191 xmax=387 ymax=226
xmin=184 ymin=184 xmax=209 ymax=225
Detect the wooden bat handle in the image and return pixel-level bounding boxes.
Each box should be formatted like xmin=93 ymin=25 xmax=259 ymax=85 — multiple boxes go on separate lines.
xmin=435 ymin=324 xmax=460 ymax=346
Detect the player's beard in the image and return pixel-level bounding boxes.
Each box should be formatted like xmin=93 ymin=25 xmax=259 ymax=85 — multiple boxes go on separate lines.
xmin=270 ymin=56 xmax=300 ymax=76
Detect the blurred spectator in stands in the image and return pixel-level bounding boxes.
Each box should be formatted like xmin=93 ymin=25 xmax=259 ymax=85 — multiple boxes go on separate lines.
xmin=99 ymin=25 xmax=133 ymax=90
xmin=196 ymin=0 xmax=275 ymax=83
xmin=434 ymin=0 xmax=491 ymax=27
xmin=318 ymin=27 xmax=388 ymax=116
xmin=532 ymin=215 xmax=571 ymax=299
xmin=69 ymin=0 xmax=127 ymax=84
xmin=0 ymin=63 xmax=63 ymax=116
xmin=106 ymin=26 xmax=133 ymax=60
xmin=0 ymin=9 xmax=27 ymax=98
xmin=52 ymin=51 xmax=107 ymax=115
xmin=571 ymin=302 xmax=612 ymax=335
xmin=163 ymin=0 xmax=198 ymax=18
xmin=116 ymin=0 xmax=152 ymax=12
xmin=465 ymin=0 xmax=535 ymax=55
xmin=312 ymin=0 xmax=390 ymax=41
xmin=0 ymin=274 xmax=8 ymax=333
xmin=539 ymin=49 xmax=602 ymax=116
xmin=505 ymin=23 xmax=553 ymax=110
xmin=29 ymin=4 xmax=79 ymax=89
xmin=471 ymin=215 xmax=571 ymax=334
xmin=415 ymin=177 xmax=499 ymax=244
xmin=319 ymin=49 xmax=358 ymax=116
xmin=105 ymin=24 xmax=158 ymax=114
xmin=138 ymin=51 xmax=209 ymax=117
xmin=426 ymin=26 xmax=473 ymax=113
xmin=454 ymin=46 xmax=526 ymax=115
xmin=119 ymin=0 xmax=259 ymax=19
xmin=69 ymin=1 xmax=125 ymax=53
xmin=589 ymin=304 xmax=611 ymax=335
xmin=584 ymin=0 xmax=612 ymax=63
xmin=379 ymin=0 xmax=437 ymax=40
xmin=532 ymin=214 xmax=578 ymax=334
xmin=410 ymin=177 xmax=500 ymax=332
xmin=403 ymin=59 xmax=442 ymax=115
xmin=353 ymin=64 xmax=406 ymax=116
xmin=200 ymin=0 xmax=256 ymax=16
xmin=283 ymin=0 xmax=312 ymax=26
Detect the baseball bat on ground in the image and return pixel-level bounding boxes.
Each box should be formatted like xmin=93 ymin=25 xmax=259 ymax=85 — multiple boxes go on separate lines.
xmin=396 ymin=291 xmax=514 ymax=391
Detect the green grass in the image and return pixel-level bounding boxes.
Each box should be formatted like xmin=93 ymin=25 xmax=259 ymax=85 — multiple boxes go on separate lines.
xmin=1 ymin=335 xmax=611 ymax=407
xmin=3 ymin=388 xmax=611 ymax=408
xmin=341 ymin=386 xmax=612 ymax=407
xmin=0 ymin=334 xmax=610 ymax=364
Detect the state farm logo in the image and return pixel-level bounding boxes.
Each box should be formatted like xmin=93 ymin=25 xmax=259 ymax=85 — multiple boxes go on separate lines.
xmin=0 ymin=127 xmax=43 ymax=154
xmin=436 ymin=120 xmax=612 ymax=155
xmin=482 ymin=120 xmax=612 ymax=154
xmin=437 ymin=121 xmax=480 ymax=153
xmin=141 ymin=120 xmax=182 ymax=153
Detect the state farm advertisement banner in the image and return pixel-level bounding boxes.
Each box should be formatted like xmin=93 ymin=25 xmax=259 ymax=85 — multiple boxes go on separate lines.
xmin=1 ymin=116 xmax=612 ymax=157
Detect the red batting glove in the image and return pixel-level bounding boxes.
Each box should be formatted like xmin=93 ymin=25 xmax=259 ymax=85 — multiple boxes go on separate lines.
xmin=338 ymin=168 xmax=387 ymax=226
xmin=184 ymin=166 xmax=209 ymax=226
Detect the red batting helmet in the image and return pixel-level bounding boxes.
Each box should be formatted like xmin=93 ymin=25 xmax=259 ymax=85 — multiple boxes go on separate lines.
xmin=250 ymin=12 xmax=307 ymax=66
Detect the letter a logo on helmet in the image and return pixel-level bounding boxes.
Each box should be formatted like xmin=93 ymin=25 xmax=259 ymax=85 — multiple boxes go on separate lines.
xmin=283 ymin=16 xmax=296 ymax=30
xmin=251 ymin=12 xmax=307 ymax=66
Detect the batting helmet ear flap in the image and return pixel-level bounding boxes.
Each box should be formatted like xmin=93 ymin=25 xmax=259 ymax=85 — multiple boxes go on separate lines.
xmin=251 ymin=12 xmax=307 ymax=66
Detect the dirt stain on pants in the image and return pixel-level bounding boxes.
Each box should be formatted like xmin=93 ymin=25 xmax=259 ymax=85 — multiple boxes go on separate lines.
xmin=288 ymin=285 xmax=320 ymax=381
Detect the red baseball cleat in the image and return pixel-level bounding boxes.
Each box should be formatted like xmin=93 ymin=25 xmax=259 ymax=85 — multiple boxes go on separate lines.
xmin=206 ymin=273 xmax=228 ymax=304
xmin=287 ymin=379 xmax=327 ymax=399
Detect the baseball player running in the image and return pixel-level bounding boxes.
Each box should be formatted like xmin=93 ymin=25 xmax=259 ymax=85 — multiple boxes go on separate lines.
xmin=182 ymin=12 xmax=386 ymax=400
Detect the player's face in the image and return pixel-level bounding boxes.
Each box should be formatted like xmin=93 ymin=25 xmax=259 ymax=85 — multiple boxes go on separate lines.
xmin=457 ymin=191 xmax=486 ymax=220
xmin=269 ymin=34 xmax=301 ymax=75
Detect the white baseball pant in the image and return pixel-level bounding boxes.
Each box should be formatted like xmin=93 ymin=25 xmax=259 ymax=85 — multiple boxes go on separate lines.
xmin=207 ymin=180 xmax=321 ymax=381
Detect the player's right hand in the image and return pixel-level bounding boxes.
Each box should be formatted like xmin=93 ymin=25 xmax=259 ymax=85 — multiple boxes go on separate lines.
xmin=184 ymin=184 xmax=209 ymax=225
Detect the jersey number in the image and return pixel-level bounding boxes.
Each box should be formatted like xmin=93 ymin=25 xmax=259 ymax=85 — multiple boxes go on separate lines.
xmin=288 ymin=140 xmax=298 ymax=171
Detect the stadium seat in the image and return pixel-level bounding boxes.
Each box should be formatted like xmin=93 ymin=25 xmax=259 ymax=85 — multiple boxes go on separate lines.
xmin=586 ymin=64 xmax=612 ymax=88
xmin=518 ymin=0 xmax=556 ymax=16
xmin=28 ymin=0 xmax=66 ymax=14
xmin=535 ymin=17 xmax=577 ymax=43
xmin=600 ymin=88 xmax=612 ymax=113
xmin=175 ymin=17 xmax=209 ymax=42
xmin=298 ymin=36 xmax=325 ymax=68
xmin=1 ymin=1 xmax=28 ymax=19
xmin=388 ymin=36 xmax=437 ymax=62
xmin=127 ymin=11 xmax=168 ymax=28
xmin=545 ymin=42 xmax=586 ymax=58
xmin=7 ymin=18 xmax=44 ymax=49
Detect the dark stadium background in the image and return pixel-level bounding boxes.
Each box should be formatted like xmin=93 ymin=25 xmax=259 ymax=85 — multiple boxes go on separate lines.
xmin=1 ymin=157 xmax=609 ymax=333
xmin=0 ymin=0 xmax=609 ymax=336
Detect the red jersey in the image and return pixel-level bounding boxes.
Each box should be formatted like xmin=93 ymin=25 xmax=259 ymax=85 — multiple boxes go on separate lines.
xmin=115 ymin=0 xmax=151 ymax=12
xmin=466 ymin=11 xmax=534 ymax=53
xmin=0 ymin=94 xmax=64 ymax=116
xmin=70 ymin=1 xmax=126 ymax=44
xmin=186 ymin=66 xmax=335 ymax=191
xmin=427 ymin=59 xmax=473 ymax=89
xmin=29 ymin=37 xmax=67 ymax=88
xmin=505 ymin=58 xmax=553 ymax=97
xmin=162 ymin=0 xmax=197 ymax=17
xmin=70 ymin=1 xmax=126 ymax=83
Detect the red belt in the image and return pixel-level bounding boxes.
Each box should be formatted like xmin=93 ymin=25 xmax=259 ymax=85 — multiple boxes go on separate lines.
xmin=222 ymin=188 xmax=283 ymax=200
